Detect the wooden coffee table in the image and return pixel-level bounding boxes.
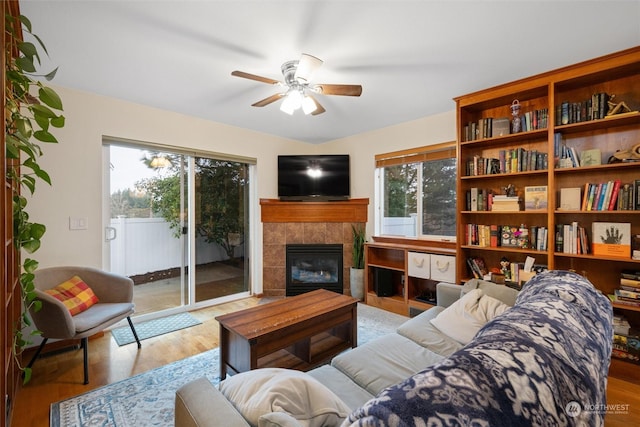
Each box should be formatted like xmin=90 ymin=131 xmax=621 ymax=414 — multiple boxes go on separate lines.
xmin=216 ymin=289 xmax=357 ymax=379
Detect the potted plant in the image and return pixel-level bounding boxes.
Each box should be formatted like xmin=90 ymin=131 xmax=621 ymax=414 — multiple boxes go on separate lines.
xmin=350 ymin=224 xmax=366 ymax=300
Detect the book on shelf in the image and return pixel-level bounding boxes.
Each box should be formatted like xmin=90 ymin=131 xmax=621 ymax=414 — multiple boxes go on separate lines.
xmin=615 ymin=288 xmax=640 ymax=301
xmin=617 ymin=183 xmax=636 ymax=210
xmin=492 ymin=117 xmax=510 ymax=137
xmin=636 ymin=180 xmax=640 ymax=210
xmin=609 ymin=294 xmax=640 ymax=308
xmin=612 ymin=331 xmax=640 ymax=364
xmin=633 ymin=235 xmax=640 ymax=260
xmin=524 ymin=186 xmax=547 ymax=211
xmin=621 ymin=270 xmax=640 ymax=281
xmin=466 ymin=257 xmax=487 ymax=279
xmin=559 ymin=187 xmax=581 ymax=211
xmin=592 ymin=222 xmax=631 ymax=258
xmin=580 ymin=148 xmax=602 ymax=166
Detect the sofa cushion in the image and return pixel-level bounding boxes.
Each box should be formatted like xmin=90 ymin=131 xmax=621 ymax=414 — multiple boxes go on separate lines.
xmin=396 ymin=306 xmax=463 ymax=357
xmin=331 ymin=333 xmax=444 ymax=396
xmin=430 ymin=288 xmax=510 ymax=344
xmin=462 ymin=278 xmax=519 ymax=306
xmin=306 ymin=365 xmax=374 ymax=410
xmin=258 ymin=412 xmax=301 ymax=427
xmin=219 ymin=368 xmax=350 ymax=427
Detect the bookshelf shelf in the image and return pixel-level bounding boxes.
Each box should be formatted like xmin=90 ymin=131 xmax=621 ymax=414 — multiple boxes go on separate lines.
xmin=455 ymin=46 xmax=640 ymax=308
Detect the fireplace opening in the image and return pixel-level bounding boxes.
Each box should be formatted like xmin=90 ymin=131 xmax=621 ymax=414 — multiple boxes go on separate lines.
xmin=286 ymin=244 xmax=343 ymax=296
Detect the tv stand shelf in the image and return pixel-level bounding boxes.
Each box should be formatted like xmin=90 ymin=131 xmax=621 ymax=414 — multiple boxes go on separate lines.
xmin=364 ymin=240 xmax=456 ymax=316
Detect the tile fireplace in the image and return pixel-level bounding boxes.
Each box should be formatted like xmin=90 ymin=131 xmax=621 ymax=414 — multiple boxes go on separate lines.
xmin=260 ymin=198 xmax=368 ymax=297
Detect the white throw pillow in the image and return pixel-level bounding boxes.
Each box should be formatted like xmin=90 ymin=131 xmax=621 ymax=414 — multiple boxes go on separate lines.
xmin=219 ymin=368 xmax=350 ymax=427
xmin=430 ymin=288 xmax=510 ymax=344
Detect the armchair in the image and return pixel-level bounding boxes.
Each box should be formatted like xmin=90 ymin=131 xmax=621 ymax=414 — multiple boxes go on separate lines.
xmin=27 ymin=266 xmax=141 ymax=384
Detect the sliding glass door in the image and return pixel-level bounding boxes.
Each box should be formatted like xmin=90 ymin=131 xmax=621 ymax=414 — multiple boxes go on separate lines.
xmin=104 ymin=142 xmax=251 ymax=318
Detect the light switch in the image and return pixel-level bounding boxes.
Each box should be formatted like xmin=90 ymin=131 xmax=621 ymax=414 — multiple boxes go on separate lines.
xmin=69 ymin=217 xmax=88 ymax=230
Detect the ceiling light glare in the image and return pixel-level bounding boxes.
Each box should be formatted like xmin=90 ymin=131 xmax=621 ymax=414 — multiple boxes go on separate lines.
xmin=307 ymin=167 xmax=322 ymax=178
xmin=280 ymin=94 xmax=296 ymax=115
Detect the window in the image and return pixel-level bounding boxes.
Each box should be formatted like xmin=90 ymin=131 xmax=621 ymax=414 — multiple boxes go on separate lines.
xmin=375 ymin=142 xmax=457 ymax=240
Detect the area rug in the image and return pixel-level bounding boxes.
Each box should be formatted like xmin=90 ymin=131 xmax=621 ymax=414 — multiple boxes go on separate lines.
xmin=111 ymin=312 xmax=202 ymax=346
xmin=51 ymin=303 xmax=407 ymax=427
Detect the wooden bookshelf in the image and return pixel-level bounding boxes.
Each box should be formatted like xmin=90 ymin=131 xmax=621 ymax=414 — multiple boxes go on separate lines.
xmin=455 ymin=46 xmax=640 ymax=369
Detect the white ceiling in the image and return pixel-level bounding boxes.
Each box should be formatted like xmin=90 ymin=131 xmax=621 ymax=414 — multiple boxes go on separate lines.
xmin=20 ymin=0 xmax=640 ymax=144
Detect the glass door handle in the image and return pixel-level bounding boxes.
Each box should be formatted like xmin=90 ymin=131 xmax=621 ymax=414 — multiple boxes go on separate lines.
xmin=105 ymin=226 xmax=117 ymax=241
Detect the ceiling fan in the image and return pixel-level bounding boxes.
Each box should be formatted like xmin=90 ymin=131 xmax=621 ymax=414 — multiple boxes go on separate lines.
xmin=231 ymin=53 xmax=363 ymax=116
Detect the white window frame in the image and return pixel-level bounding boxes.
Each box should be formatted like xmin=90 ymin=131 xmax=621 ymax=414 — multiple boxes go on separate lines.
xmin=374 ymin=141 xmax=457 ymax=242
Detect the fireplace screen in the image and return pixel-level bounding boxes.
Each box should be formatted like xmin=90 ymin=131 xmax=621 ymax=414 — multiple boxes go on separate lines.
xmin=286 ymin=244 xmax=343 ymax=296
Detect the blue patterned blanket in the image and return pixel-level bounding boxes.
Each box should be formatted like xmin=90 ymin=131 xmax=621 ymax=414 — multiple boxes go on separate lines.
xmin=343 ymin=270 xmax=613 ymax=427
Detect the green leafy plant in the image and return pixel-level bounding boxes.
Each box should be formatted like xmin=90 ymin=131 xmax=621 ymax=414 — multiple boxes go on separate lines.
xmin=351 ymin=224 xmax=366 ymax=269
xmin=5 ymin=13 xmax=64 ymax=383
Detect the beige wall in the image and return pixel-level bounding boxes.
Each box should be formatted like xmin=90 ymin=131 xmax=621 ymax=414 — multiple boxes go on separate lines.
xmin=27 ymin=84 xmax=455 ymax=291
xmin=321 ymin=110 xmax=457 ymax=237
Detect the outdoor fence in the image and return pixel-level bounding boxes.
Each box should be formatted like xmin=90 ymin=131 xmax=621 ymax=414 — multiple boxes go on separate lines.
xmin=109 ymin=217 xmax=235 ymax=277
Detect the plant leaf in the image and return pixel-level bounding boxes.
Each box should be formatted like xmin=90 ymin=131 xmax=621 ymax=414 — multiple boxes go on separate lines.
xmin=18 ymin=42 xmax=37 ymax=60
xmin=35 ymin=169 xmax=52 ymax=185
xmin=19 ymin=15 xmax=32 ymax=33
xmin=30 ymin=223 xmax=46 ymax=239
xmin=51 ymin=115 xmax=65 ymax=128
xmin=31 ymin=104 xmax=57 ymax=119
xmin=43 ymin=67 xmax=58 ymax=81
xmin=38 ymin=87 xmax=63 ymax=110
xmin=15 ymin=57 xmax=36 ymax=73
xmin=33 ymin=130 xmax=58 ymax=143
xmin=23 ymin=258 xmax=39 ymax=273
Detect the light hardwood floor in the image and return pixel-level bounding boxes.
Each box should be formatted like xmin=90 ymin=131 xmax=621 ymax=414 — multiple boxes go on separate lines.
xmin=12 ymin=297 xmax=640 ymax=427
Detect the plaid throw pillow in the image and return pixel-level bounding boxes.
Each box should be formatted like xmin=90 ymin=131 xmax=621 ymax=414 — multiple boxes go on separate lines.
xmin=45 ymin=276 xmax=99 ymax=315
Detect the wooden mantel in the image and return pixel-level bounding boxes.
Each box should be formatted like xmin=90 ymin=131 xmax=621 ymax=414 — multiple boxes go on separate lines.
xmin=260 ymin=198 xmax=369 ymax=223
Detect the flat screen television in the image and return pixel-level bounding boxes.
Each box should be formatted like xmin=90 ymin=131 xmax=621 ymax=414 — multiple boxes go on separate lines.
xmin=278 ymin=154 xmax=350 ymax=201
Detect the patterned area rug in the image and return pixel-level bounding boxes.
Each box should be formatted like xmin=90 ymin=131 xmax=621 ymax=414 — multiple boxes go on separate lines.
xmin=111 ymin=312 xmax=202 ymax=346
xmin=51 ymin=303 xmax=407 ymax=427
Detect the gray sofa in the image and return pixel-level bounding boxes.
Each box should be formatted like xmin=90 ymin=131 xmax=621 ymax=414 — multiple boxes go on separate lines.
xmin=175 ymin=278 xmax=520 ymax=427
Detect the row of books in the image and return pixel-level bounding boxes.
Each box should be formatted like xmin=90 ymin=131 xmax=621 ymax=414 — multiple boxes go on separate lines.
xmin=556 ymin=92 xmax=610 ymax=125
xmin=464 ymin=224 xmax=548 ymax=251
xmin=466 ymin=256 xmax=488 ymax=279
xmin=608 ymin=270 xmax=640 ymax=309
xmin=466 ymin=189 xmax=521 ymax=212
xmin=465 ymin=148 xmax=548 ymax=176
xmin=466 ymin=186 xmax=549 ymax=212
xmin=518 ymin=108 xmax=549 ymax=132
xmin=580 ymin=180 xmax=639 ymax=211
xmin=462 ymin=108 xmax=549 ymax=142
xmin=610 ymin=272 xmax=640 ymax=363
xmin=556 ymin=223 xmax=590 ymax=255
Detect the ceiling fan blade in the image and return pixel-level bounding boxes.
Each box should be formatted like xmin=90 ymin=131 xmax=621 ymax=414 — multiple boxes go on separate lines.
xmin=231 ymin=70 xmax=280 ymax=85
xmin=315 ymin=84 xmax=363 ymax=96
xmin=308 ymin=95 xmax=326 ymax=115
xmin=295 ymin=53 xmax=323 ymax=83
xmin=251 ymin=93 xmax=285 ymax=107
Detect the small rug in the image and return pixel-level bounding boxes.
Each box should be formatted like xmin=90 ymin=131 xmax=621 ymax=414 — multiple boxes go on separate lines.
xmin=52 ymin=303 xmax=407 ymax=426
xmin=111 ymin=312 xmax=202 ymax=346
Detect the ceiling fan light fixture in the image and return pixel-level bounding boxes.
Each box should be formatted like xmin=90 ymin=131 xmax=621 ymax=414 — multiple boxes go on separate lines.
xmin=295 ymin=53 xmax=323 ymax=83
xmin=280 ymin=89 xmax=304 ymax=115
xmin=302 ymin=95 xmax=317 ymax=115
